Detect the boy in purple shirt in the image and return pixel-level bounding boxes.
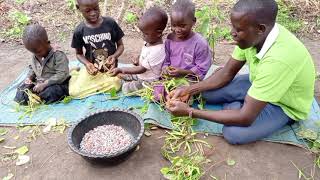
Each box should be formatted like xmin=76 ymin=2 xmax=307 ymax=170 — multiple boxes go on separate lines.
xmin=162 ymin=0 xmax=212 ymax=80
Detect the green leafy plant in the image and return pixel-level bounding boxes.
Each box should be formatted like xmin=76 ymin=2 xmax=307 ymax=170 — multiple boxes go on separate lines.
xmin=316 ymin=72 xmax=320 ymax=80
xmin=61 ymin=96 xmax=73 ymax=104
xmin=161 ymin=155 xmax=207 ymax=180
xmin=15 ymin=0 xmax=26 ymax=4
xmin=195 ymin=2 xmax=231 ymax=50
xmin=6 ymin=10 xmax=31 ymax=38
xmin=131 ymin=0 xmax=145 ymax=8
xmin=296 ymin=127 xmax=320 ymax=177
xmin=66 ymin=0 xmax=77 ymax=11
xmin=276 ymin=0 xmax=303 ymax=33
xmin=124 ymin=12 xmax=138 ymax=24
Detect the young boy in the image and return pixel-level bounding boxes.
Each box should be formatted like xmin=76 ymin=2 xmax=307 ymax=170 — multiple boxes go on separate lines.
xmin=109 ymin=7 xmax=168 ymax=94
xmin=14 ymin=24 xmax=70 ymax=105
xmin=69 ymin=0 xmax=124 ymax=98
xmin=72 ymin=0 xmax=124 ymax=74
xmin=162 ymin=0 xmax=212 ymax=80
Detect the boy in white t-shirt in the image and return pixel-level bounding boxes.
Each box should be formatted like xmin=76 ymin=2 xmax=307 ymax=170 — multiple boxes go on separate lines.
xmin=109 ymin=7 xmax=168 ymax=94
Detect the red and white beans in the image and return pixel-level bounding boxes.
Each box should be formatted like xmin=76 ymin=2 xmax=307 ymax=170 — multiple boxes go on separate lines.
xmin=80 ymin=125 xmax=133 ymax=155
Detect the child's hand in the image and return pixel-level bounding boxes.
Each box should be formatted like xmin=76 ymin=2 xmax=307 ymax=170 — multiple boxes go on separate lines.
xmin=161 ymin=66 xmax=171 ymax=76
xmin=108 ymin=68 xmax=122 ymax=77
xmin=167 ymin=66 xmax=183 ymax=77
xmin=106 ymin=55 xmax=116 ymax=65
xmin=131 ymin=55 xmax=139 ymax=66
xmin=85 ymin=63 xmax=98 ymax=75
xmin=33 ymin=82 xmax=48 ymax=93
xmin=24 ymin=78 xmax=33 ymax=85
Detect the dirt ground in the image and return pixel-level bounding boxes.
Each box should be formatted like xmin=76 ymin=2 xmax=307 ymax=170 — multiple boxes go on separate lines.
xmin=0 ymin=35 xmax=319 ymax=180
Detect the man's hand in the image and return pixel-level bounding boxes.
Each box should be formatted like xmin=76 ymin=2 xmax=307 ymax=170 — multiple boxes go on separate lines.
xmin=85 ymin=62 xmax=98 ymax=75
xmin=33 ymin=82 xmax=48 ymax=93
xmin=167 ymin=87 xmax=191 ymax=103
xmin=24 ymin=78 xmax=33 ymax=85
xmin=166 ymin=100 xmax=191 ymax=116
xmin=109 ymin=68 xmax=122 ymax=77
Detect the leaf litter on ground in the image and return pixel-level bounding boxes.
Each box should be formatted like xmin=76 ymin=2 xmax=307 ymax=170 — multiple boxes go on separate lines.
xmin=2 ymin=173 xmax=14 ymax=180
xmin=15 ymin=155 xmax=30 ymax=166
xmin=0 ymin=128 xmax=8 ymax=136
xmin=15 ymin=145 xmax=28 ymax=155
xmin=226 ymin=158 xmax=236 ymax=166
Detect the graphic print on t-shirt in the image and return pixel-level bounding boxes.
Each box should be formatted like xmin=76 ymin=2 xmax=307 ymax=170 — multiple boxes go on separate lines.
xmin=83 ymin=32 xmax=111 ymax=44
xmin=88 ymin=42 xmax=111 ymax=71
xmin=71 ymin=17 xmax=124 ymax=63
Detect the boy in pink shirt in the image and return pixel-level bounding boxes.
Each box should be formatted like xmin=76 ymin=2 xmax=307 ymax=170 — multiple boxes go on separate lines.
xmin=110 ymin=7 xmax=168 ymax=93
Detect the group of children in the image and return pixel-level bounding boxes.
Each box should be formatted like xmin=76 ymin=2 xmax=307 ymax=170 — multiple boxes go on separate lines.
xmin=15 ymin=0 xmax=213 ymax=105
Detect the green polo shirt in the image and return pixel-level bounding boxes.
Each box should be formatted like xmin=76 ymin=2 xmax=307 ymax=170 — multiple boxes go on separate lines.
xmin=232 ymin=24 xmax=315 ymax=120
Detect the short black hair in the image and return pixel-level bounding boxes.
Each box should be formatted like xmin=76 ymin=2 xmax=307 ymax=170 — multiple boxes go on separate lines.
xmin=171 ymin=0 xmax=195 ymax=19
xmin=141 ymin=6 xmax=168 ymax=31
xmin=22 ymin=24 xmax=48 ymax=45
xmin=232 ymin=0 xmax=278 ymax=25
xmin=76 ymin=0 xmax=98 ymax=8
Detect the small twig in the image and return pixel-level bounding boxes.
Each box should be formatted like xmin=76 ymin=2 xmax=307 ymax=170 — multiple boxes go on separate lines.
xmin=205 ymin=159 xmax=226 ymax=173
xmin=40 ymin=150 xmax=57 ymax=168
xmin=14 ymin=164 xmax=17 ymax=180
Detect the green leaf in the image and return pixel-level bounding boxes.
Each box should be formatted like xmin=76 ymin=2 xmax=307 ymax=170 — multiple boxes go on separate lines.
xmin=210 ymin=175 xmax=219 ymax=180
xmin=124 ymin=12 xmax=137 ymax=24
xmin=110 ymin=87 xmax=117 ymax=97
xmin=107 ymin=87 xmax=119 ymax=100
xmin=0 ymin=128 xmax=8 ymax=136
xmin=226 ymin=158 xmax=236 ymax=166
xmin=160 ymin=167 xmax=171 ymax=175
xmin=15 ymin=145 xmax=28 ymax=155
xmin=2 ymin=173 xmax=14 ymax=180
xmin=62 ymin=96 xmax=73 ymax=104
xmin=144 ymin=130 xmax=152 ymax=137
xmin=0 ymin=137 xmax=5 ymax=143
xmin=297 ymin=129 xmax=318 ymax=140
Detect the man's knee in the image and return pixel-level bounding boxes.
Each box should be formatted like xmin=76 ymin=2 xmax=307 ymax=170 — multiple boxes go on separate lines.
xmin=222 ymin=126 xmax=251 ymax=145
xmin=202 ymin=91 xmax=211 ymax=100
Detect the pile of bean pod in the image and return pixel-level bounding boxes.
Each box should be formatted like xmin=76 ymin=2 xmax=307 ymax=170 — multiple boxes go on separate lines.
xmin=80 ymin=124 xmax=133 ymax=155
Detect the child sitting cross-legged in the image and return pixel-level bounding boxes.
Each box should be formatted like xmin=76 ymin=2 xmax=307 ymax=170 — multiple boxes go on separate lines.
xmin=14 ymin=24 xmax=70 ymax=105
xmin=109 ymin=7 xmax=168 ymax=94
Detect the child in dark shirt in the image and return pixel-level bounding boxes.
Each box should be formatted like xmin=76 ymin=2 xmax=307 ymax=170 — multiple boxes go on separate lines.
xmin=68 ymin=0 xmax=124 ymax=98
xmin=71 ymin=0 xmax=124 ymax=74
xmin=14 ymin=24 xmax=70 ymax=105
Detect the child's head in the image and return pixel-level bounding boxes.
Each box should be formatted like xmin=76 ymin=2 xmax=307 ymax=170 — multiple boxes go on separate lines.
xmin=22 ymin=24 xmax=51 ymax=58
xmin=230 ymin=0 xmax=278 ymax=49
xmin=76 ymin=0 xmax=101 ymax=24
xmin=170 ymin=0 xmax=196 ymax=40
xmin=138 ymin=7 xmax=168 ymax=44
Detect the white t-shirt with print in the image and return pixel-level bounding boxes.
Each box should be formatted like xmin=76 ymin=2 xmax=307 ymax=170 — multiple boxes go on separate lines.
xmin=137 ymin=43 xmax=165 ymax=81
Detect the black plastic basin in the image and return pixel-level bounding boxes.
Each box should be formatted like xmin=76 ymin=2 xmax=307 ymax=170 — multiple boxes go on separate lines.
xmin=67 ymin=108 xmax=144 ymax=164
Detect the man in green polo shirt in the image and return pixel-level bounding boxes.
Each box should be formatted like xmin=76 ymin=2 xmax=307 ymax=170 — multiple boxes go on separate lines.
xmin=165 ymin=0 xmax=315 ymax=144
